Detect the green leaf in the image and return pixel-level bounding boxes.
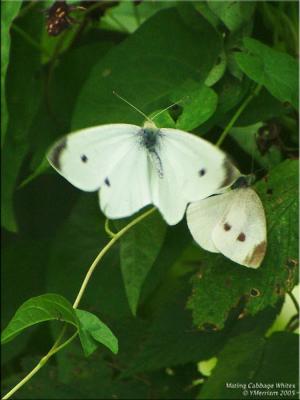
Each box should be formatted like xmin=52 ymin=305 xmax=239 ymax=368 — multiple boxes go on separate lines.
xmin=1 ymin=5 xmax=43 ymax=232
xmin=207 ymin=1 xmax=255 ymax=32
xmin=116 ymin=211 xmax=167 ymax=315
xmin=101 ymin=1 xmax=174 ymax=34
xmin=199 ymin=332 xmax=264 ymax=399
xmin=235 ymin=37 xmax=298 ymax=108
xmin=1 ymin=1 xmax=22 ymax=147
xmin=253 ymin=332 xmax=299 ymax=384
xmin=121 ymin=279 xmax=224 ymax=377
xmin=199 ymin=331 xmax=299 ymax=399
xmin=1 ymin=294 xmax=78 ymax=345
xmin=188 ymin=160 xmax=298 ymax=329
xmin=229 ymin=122 xmax=283 ymax=170
xmin=72 ymin=5 xmax=222 ymax=129
xmin=75 ymin=309 xmax=118 ymax=356
xmin=169 ymin=81 xmax=218 ymax=131
xmin=18 ymin=157 xmax=50 ymax=189
xmin=205 ymin=51 xmax=227 ymax=87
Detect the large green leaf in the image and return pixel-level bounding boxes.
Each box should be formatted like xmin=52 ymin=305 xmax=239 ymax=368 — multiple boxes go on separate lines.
xmin=1 ymin=1 xmax=22 ymax=147
xmin=235 ymin=37 xmax=298 ymax=108
xmin=20 ymin=40 xmax=114 ymax=188
xmin=199 ymin=331 xmax=299 ymax=399
xmin=188 ymin=160 xmax=298 ymax=329
xmin=1 ymin=294 xmax=78 ymax=344
xmin=116 ymin=211 xmax=167 ymax=315
xmin=1 ymin=4 xmax=43 ymax=232
xmin=72 ymin=5 xmax=222 ymax=129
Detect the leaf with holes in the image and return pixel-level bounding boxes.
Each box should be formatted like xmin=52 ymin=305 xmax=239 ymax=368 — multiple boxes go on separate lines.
xmin=187 ymin=160 xmax=298 ymax=329
xmin=169 ymin=80 xmax=218 ymax=131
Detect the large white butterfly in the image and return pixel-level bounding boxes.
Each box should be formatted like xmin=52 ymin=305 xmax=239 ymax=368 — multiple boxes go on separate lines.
xmin=47 ymin=117 xmax=239 ymax=225
xmin=186 ymin=176 xmax=267 ymax=268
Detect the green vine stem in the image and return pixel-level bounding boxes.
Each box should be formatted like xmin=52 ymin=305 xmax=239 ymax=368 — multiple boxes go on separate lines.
xmin=2 ymin=207 xmax=156 ymax=400
xmin=216 ymin=83 xmax=262 ymax=148
xmin=73 ymin=207 xmax=156 ymax=309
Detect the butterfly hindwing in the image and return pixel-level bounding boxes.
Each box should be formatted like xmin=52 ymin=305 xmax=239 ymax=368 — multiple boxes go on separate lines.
xmin=100 ymin=143 xmax=152 ymax=219
xmin=212 ymin=188 xmax=267 ymax=268
xmin=187 ymin=187 xmax=267 ymax=268
xmin=187 ymin=191 xmax=234 ymax=252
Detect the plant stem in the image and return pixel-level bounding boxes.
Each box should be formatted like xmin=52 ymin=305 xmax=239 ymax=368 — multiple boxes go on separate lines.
xmin=2 ymin=328 xmax=77 ymax=400
xmin=105 ymin=218 xmax=116 ymax=238
xmin=216 ymin=84 xmax=262 ymax=148
xmin=73 ymin=207 xmax=156 ymax=308
xmin=287 ymin=290 xmax=300 ymax=313
xmin=2 ymin=207 xmax=156 ymax=399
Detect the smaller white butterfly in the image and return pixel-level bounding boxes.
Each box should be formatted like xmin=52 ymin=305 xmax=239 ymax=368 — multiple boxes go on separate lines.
xmin=186 ymin=175 xmax=267 ymax=268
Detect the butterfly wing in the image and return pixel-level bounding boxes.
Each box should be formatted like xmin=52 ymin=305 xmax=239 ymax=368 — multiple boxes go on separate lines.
xmin=99 ymin=144 xmax=152 ymax=219
xmin=47 ymin=124 xmax=140 ymax=191
xmin=187 ymin=191 xmax=234 ymax=252
xmin=150 ymin=149 xmax=187 ymax=225
xmin=211 ymin=188 xmax=267 ymax=268
xmin=160 ymin=128 xmax=239 ymax=201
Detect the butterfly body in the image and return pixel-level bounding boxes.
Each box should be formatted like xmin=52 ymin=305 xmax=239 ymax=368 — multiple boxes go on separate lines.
xmin=48 ymin=123 xmax=239 ymax=225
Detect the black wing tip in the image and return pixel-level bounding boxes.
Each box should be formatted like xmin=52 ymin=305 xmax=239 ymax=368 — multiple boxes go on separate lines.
xmin=220 ymin=158 xmax=237 ymax=188
xmin=47 ymin=137 xmax=67 ymax=170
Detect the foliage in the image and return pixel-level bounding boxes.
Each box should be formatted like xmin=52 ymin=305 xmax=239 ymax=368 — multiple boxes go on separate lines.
xmin=1 ymin=1 xmax=299 ymax=399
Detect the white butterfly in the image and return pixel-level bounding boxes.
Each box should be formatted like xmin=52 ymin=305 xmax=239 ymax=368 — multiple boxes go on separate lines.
xmin=47 ymin=115 xmax=239 ymax=225
xmin=186 ymin=176 xmax=267 ymax=268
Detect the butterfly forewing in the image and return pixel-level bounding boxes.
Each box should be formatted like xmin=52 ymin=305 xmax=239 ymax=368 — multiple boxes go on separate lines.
xmin=47 ymin=124 xmax=139 ymax=191
xmin=160 ymin=128 xmax=239 ymax=201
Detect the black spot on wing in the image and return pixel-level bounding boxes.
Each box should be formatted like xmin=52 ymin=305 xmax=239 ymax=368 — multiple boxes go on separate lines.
xmin=81 ymin=154 xmax=88 ymax=163
xmin=48 ymin=137 xmax=67 ymax=170
xmin=224 ymin=223 xmax=231 ymax=231
xmin=104 ymin=177 xmax=111 ymax=187
xmin=199 ymin=168 xmax=206 ymax=177
xmin=237 ymin=232 xmax=246 ymax=242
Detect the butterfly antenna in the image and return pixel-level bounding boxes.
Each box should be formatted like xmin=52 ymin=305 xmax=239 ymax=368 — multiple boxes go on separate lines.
xmin=151 ymin=96 xmax=188 ymax=121
xmin=112 ymin=91 xmax=153 ymax=123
